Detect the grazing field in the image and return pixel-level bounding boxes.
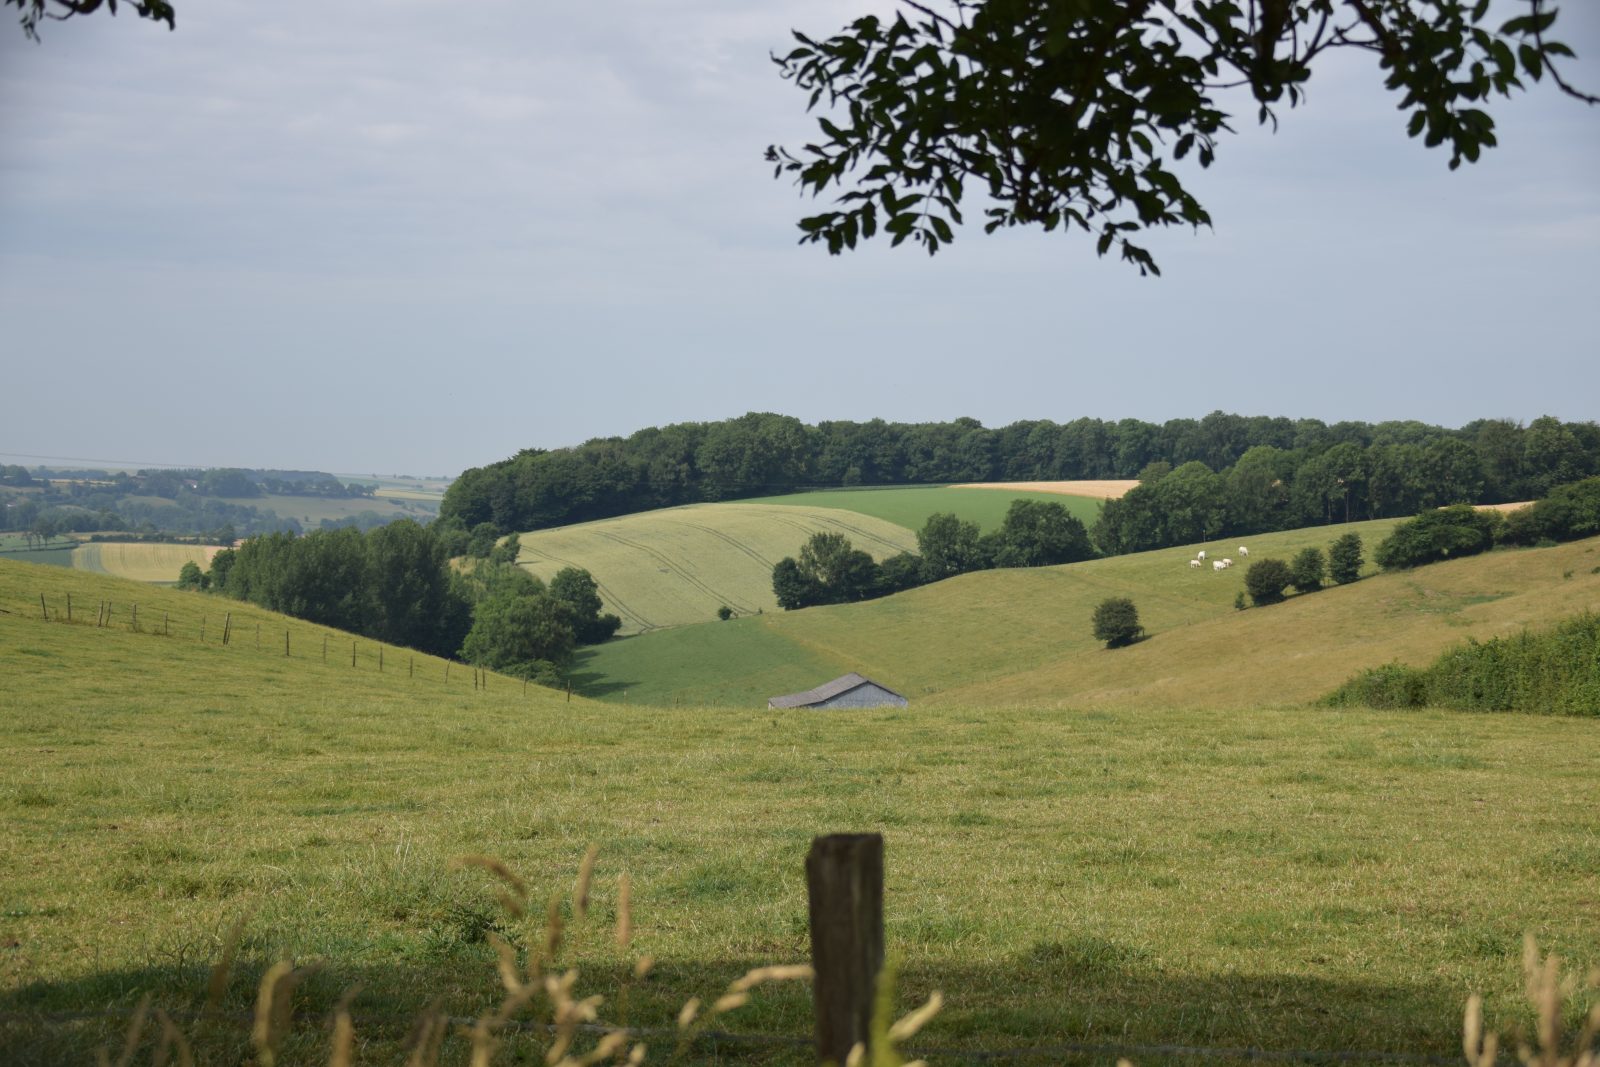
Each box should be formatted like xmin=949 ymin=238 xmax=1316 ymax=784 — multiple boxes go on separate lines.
xmin=1 ymin=560 xmax=1597 ymax=1065
xmin=753 ymin=485 xmax=1105 ymax=532
xmin=516 ymin=503 xmax=919 ymax=633
xmin=70 ymin=541 xmax=225 ymax=583
xmin=581 ymin=522 xmax=1600 ymax=708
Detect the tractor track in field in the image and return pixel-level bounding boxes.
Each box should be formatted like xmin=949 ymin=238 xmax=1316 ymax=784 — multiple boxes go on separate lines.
xmin=662 ymin=520 xmax=777 ymax=571
xmin=592 ymin=530 xmax=762 ymax=615
xmin=517 ymin=547 xmax=657 ymax=633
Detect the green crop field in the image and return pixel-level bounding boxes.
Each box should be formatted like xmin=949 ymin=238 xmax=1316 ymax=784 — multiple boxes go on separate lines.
xmin=2 ymin=559 xmax=1597 ymax=1065
xmin=516 ymin=503 xmax=919 ymax=633
xmin=752 ymin=485 xmax=1105 ymax=532
xmin=579 ymin=522 xmax=1600 ymax=708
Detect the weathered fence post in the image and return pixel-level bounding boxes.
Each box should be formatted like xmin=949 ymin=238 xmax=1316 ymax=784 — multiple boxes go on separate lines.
xmin=255 ymin=623 xmax=261 ymax=650
xmin=163 ymin=611 xmax=169 ymax=636
xmin=40 ymin=593 xmax=47 ymax=620
xmin=66 ymin=593 xmax=72 ymax=622
xmin=131 ymin=603 xmax=138 ymax=632
xmin=807 ymin=833 xmax=885 ymax=1066
xmin=284 ymin=629 xmax=290 ymax=657
xmin=351 ymin=640 xmax=357 ymax=668
xmin=379 ymin=647 xmax=384 ymax=673
xmin=222 ymin=612 xmax=232 ymax=646
xmin=322 ymin=634 xmax=328 ymax=663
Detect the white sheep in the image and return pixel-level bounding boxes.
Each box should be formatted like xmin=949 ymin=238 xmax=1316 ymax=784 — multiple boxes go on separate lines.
xmin=1197 ymin=550 xmax=1207 ymax=561
xmin=1239 ymin=545 xmax=1249 ymax=557
xmin=1212 ymin=559 xmax=1226 ymax=571
xmin=1222 ymin=558 xmax=1234 ymax=568
xmin=1189 ymin=558 xmax=1202 ymax=568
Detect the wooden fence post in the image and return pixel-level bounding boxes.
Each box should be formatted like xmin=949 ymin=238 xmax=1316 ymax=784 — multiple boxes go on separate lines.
xmin=807 ymin=833 xmax=885 ymax=1067
xmin=131 ymin=603 xmax=138 ymax=632
xmin=163 ymin=611 xmax=169 ymax=636
xmin=379 ymin=647 xmax=384 ymax=673
xmin=40 ymin=593 xmax=47 ymax=620
xmin=323 ymin=634 xmax=328 ymax=663
xmin=223 ymin=612 xmax=232 ymax=646
xmin=66 ymin=593 xmax=72 ymax=622
xmin=351 ymin=640 xmax=357 ymax=668
xmin=256 ymin=623 xmax=261 ymax=650
xmin=285 ymin=629 xmax=290 ymax=657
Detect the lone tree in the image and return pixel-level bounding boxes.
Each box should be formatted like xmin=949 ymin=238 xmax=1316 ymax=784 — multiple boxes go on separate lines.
xmin=1290 ymin=546 xmax=1327 ymax=593
xmin=1092 ymin=597 xmax=1144 ymax=648
xmin=1328 ymin=532 xmax=1365 ymax=584
xmin=1244 ymin=558 xmax=1293 ymax=606
xmin=769 ymin=0 xmax=1596 ymax=272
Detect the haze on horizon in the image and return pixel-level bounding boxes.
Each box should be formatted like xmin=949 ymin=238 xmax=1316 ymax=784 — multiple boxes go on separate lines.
xmin=2 ymin=2 xmax=1596 ymax=478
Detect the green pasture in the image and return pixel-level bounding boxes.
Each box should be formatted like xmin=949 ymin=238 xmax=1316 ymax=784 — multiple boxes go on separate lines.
xmin=1 ymin=559 xmax=1598 ymax=1065
xmin=0 ymin=536 xmax=78 ymax=568
xmin=516 ymin=503 xmax=918 ymax=633
xmin=752 ymin=485 xmax=1104 ymax=532
xmin=581 ymin=522 xmax=1600 ymax=708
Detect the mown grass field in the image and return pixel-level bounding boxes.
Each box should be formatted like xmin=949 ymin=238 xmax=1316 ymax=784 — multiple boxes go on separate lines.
xmin=752 ymin=485 xmax=1105 ymax=532
xmin=516 ymin=504 xmax=919 ymax=633
xmin=1 ymin=560 xmax=1597 ymax=1065
xmin=581 ymin=523 xmax=1600 ymax=708
xmin=70 ymin=541 xmax=226 ymax=583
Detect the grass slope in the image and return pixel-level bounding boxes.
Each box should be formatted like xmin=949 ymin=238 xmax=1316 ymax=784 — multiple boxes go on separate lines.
xmin=581 ymin=522 xmax=1600 ymax=708
xmin=71 ymin=542 xmax=226 ymax=583
xmin=516 ymin=503 xmax=918 ymax=633
xmin=753 ymin=485 xmax=1104 ymax=531
xmin=2 ymin=558 xmax=1597 ymax=1062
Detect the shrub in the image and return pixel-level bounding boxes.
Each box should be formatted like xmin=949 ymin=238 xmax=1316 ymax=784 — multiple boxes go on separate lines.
xmin=1091 ymin=597 xmax=1143 ymax=648
xmin=1497 ymin=476 xmax=1600 ymax=546
xmin=716 ymin=605 xmax=733 ymax=621
xmin=1328 ymin=532 xmax=1363 ymax=585
xmin=1290 ymin=547 xmax=1326 ymax=593
xmin=1244 ymin=558 xmax=1291 ymax=606
xmin=1374 ymin=505 xmax=1500 ymax=570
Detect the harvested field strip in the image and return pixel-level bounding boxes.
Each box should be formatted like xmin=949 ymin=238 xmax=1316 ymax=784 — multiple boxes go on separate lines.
xmin=594 ymin=530 xmax=761 ymax=615
xmin=949 ymin=479 xmax=1140 ymax=499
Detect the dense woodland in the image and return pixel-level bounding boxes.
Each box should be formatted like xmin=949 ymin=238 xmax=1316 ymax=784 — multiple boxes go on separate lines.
xmin=440 ymin=412 xmax=1600 ymax=554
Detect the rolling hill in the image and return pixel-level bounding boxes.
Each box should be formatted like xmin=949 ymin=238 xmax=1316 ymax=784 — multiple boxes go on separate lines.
xmin=514 ymin=502 xmax=920 ymax=632
xmin=513 ymin=486 xmax=1113 ymax=634
xmin=577 ymin=521 xmax=1600 ymax=708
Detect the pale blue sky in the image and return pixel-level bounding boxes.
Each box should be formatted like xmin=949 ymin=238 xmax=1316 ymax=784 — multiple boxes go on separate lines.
xmin=2 ymin=2 xmax=1596 ymax=476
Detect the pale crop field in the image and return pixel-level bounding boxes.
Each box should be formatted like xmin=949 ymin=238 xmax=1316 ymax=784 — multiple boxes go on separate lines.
xmin=1 ymin=559 xmax=1597 ymax=1065
xmin=948 ymin=478 xmax=1141 ymax=499
xmin=71 ymin=542 xmax=225 ymax=583
xmin=516 ymin=503 xmax=918 ymax=632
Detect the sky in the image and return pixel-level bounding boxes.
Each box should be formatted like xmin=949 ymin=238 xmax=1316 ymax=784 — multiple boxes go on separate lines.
xmin=1 ymin=2 xmax=1596 ymax=478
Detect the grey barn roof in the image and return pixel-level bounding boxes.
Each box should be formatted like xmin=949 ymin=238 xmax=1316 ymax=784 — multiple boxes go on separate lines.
xmin=767 ymin=673 xmax=907 ymax=709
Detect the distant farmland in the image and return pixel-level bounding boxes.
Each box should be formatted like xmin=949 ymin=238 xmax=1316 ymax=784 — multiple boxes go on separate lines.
xmin=516 ymin=503 xmax=918 ymax=632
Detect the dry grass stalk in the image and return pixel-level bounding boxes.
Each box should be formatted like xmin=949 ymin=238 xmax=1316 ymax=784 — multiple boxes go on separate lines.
xmin=615 ymin=873 xmax=632 ymax=949
xmin=1469 ymin=937 xmax=1600 ymax=1067
xmin=327 ymin=986 xmax=362 ymax=1067
xmin=574 ymin=844 xmax=600 ymax=920
xmin=205 ymin=913 xmax=249 ymax=1013
xmin=403 ymin=1006 xmax=448 ymax=1067
xmin=251 ymin=961 xmax=293 ymax=1067
xmin=454 ymin=855 xmax=530 ymax=919
xmin=152 ymin=1009 xmax=194 ymax=1067
xmin=97 ymin=992 xmax=151 ymax=1067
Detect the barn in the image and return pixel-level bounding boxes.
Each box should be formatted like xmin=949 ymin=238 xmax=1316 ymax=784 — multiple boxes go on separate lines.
xmin=766 ymin=673 xmax=908 ymax=710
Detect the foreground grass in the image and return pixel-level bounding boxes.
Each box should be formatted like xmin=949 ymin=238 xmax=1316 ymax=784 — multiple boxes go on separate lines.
xmin=2 ymin=561 xmax=1598 ymax=1063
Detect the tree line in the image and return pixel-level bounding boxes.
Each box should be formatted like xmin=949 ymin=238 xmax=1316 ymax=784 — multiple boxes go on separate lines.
xmin=773 ymin=499 xmax=1095 ymax=610
xmin=440 ymin=412 xmax=1600 ymax=540
xmin=181 ymin=520 xmax=619 ymax=681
